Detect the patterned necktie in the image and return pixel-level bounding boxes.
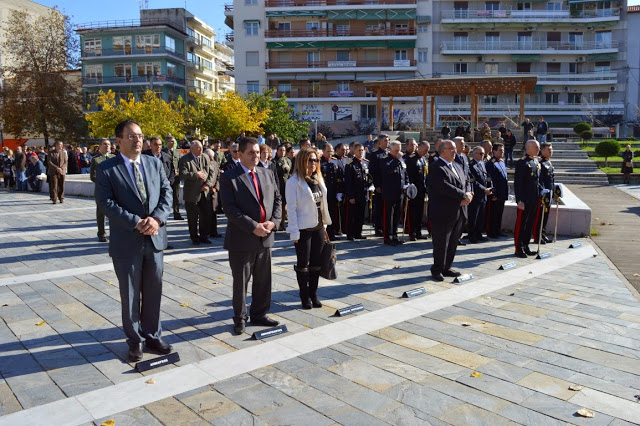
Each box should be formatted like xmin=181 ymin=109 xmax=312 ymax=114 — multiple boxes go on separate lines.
xmin=250 ymin=171 xmax=266 ymax=223
xmin=133 ymin=160 xmax=147 ymax=204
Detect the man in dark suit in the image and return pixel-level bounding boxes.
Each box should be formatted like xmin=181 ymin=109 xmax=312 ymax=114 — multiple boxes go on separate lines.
xmin=453 ymin=137 xmax=472 ymax=245
xmin=179 ymin=140 xmax=215 ymax=245
xmin=514 ymin=139 xmax=542 ymax=258
xmin=145 ymin=137 xmax=176 ymax=249
xmin=427 ymin=140 xmax=472 ymax=282
xmin=90 ymin=138 xmax=115 ymax=242
xmin=219 ymin=137 xmax=282 ymax=335
xmin=485 ymin=143 xmax=509 ymax=238
xmin=468 ymin=147 xmax=492 ymax=243
xmin=204 ymin=148 xmax=222 ymax=238
xmin=162 ymin=136 xmax=183 ymax=220
xmin=96 ymin=119 xmax=173 ymax=362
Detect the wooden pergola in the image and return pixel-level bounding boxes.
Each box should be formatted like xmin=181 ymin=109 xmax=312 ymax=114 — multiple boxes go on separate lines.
xmin=364 ymin=76 xmax=538 ymax=141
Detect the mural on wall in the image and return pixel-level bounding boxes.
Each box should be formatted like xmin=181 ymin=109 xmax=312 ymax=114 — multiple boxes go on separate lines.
xmin=381 ymin=105 xmax=424 ymax=124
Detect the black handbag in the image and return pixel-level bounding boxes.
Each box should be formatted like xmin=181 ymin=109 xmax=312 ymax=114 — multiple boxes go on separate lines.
xmin=320 ymin=240 xmax=337 ymax=280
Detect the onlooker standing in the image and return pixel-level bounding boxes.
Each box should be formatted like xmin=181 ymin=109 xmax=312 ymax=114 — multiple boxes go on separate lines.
xmin=14 ymin=146 xmax=27 ymax=191
xmin=47 ymin=141 xmax=67 ymax=203
xmin=219 ymin=137 xmax=282 ymax=335
xmin=180 ymin=140 xmax=215 ymax=245
xmin=363 ymin=134 xmax=375 ymax=153
xmin=286 ymin=147 xmax=331 ymax=309
xmin=222 ymin=143 xmax=241 ymax=172
xmin=536 ymin=116 xmax=549 ymax=143
xmin=90 ymin=139 xmax=115 ymax=242
xmin=67 ymin=145 xmax=80 ymax=175
xmin=26 ymin=154 xmax=46 ymax=192
xmin=521 ymin=118 xmax=534 ymax=142
xmin=203 ymin=148 xmax=222 ymax=238
xmin=272 ymin=143 xmax=292 ymax=231
xmin=2 ymin=148 xmax=15 ymax=189
xmin=258 ymin=144 xmax=272 ymax=168
xmin=256 ymin=133 xmax=265 ymax=145
xmin=441 ymin=123 xmax=451 ymax=139
xmin=621 ymin=144 xmax=634 ymax=184
xmin=162 ymin=136 xmax=183 ymax=221
xmin=485 ymin=143 xmax=508 ymax=238
xmin=79 ymin=147 xmax=92 ymax=174
xmin=503 ymin=129 xmax=517 ymax=168
xmin=468 ymin=147 xmax=491 ymax=243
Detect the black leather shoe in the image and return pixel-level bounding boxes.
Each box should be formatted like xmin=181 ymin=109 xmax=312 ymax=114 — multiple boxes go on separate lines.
xmin=347 ymin=236 xmax=355 ymax=241
xmin=199 ymin=238 xmax=211 ymax=244
xmin=515 ymin=250 xmax=528 ymax=258
xmin=174 ymin=214 xmax=184 ymax=221
xmin=410 ymin=235 xmax=417 ymax=241
xmin=468 ymin=239 xmax=478 ymax=244
xmin=128 ymin=342 xmax=143 ymax=362
xmin=210 ymin=233 xmax=222 ymax=238
xmin=250 ymin=316 xmax=279 ymax=327
xmin=146 ymin=338 xmax=173 ymax=354
xmin=375 ymin=230 xmax=383 ymax=237
xmin=233 ymin=322 xmax=245 ymax=335
xmin=392 ymin=239 xmax=404 ymax=245
xmin=192 ymin=239 xmax=201 ymax=245
xmin=384 ymin=240 xmax=398 ymax=246
xmin=98 ymin=237 xmax=107 ymax=242
xmin=443 ymin=269 xmax=462 ymax=277
xmin=432 ymin=273 xmax=444 ymax=282
xmin=458 ymin=239 xmax=467 ymax=246
xmin=355 ymin=235 xmax=367 ymax=240
xmin=543 ymin=235 xmax=553 ymax=243
xmin=524 ymin=246 xmax=537 ymax=256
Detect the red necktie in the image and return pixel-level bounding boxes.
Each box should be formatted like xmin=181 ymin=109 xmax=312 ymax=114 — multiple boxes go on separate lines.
xmin=250 ymin=171 xmax=266 ymax=222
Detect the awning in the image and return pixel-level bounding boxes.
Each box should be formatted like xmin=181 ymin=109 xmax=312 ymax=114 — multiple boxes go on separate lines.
xmin=266 ymin=11 xmax=326 ymax=17
xmin=327 ymin=10 xmax=357 ymax=20
xmin=267 ymin=40 xmax=414 ymax=49
xmin=511 ymin=54 xmax=540 ymax=61
xmin=417 ymin=15 xmax=432 ymax=24
xmin=296 ymin=73 xmax=324 ymax=80
xmin=568 ymin=0 xmax=599 ymax=3
xmin=386 ymin=40 xmax=416 ymax=49
xmin=587 ymin=52 xmax=618 ymax=61
xmin=387 ymin=9 xmax=417 ymax=20
xmin=358 ymin=9 xmax=387 ymax=20
xmin=268 ymin=74 xmax=296 ymax=80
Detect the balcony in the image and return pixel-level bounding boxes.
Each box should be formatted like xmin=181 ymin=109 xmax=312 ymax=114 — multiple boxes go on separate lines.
xmin=187 ymin=61 xmax=216 ymax=76
xmin=440 ymin=40 xmax=618 ymax=55
xmin=75 ymin=18 xmax=187 ymax=35
xmin=82 ymin=75 xmax=186 ymax=87
xmin=186 ymin=36 xmax=215 ymax=55
xmin=225 ymin=33 xmax=234 ymax=43
xmin=271 ymin=87 xmax=369 ymax=98
xmin=80 ymin=47 xmax=185 ymax=61
xmin=437 ymin=102 xmax=624 ymax=115
xmin=266 ymin=59 xmax=417 ymax=71
xmin=265 ymin=0 xmax=415 ymax=6
xmin=436 ymin=72 xmax=618 ymax=86
xmin=441 ymin=8 xmax=620 ymax=24
xmin=265 ymin=27 xmax=416 ymax=39
xmin=224 ymin=4 xmax=233 ymax=13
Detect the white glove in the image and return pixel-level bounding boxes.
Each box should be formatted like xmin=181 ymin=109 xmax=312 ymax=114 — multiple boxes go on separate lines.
xmin=368 ymin=185 xmax=375 ymax=192
xmin=403 ymin=184 xmax=409 ymax=190
xmin=541 ymin=189 xmax=550 ymax=196
xmin=337 ymin=193 xmax=343 ymax=202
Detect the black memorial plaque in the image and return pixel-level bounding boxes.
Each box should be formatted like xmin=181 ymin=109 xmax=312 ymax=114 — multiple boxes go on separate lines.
xmin=135 ymin=352 xmax=180 ymax=372
xmin=569 ymin=242 xmax=582 ymax=248
xmin=252 ymin=325 xmax=288 ymax=340
xmin=335 ymin=303 xmax=364 ymax=317
xmin=402 ymin=287 xmax=427 ymax=298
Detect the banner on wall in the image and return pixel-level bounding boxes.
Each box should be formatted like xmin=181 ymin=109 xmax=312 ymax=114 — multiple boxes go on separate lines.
xmin=301 ymin=104 xmax=323 ymax=121
xmin=333 ymin=105 xmax=352 ymax=121
xmin=381 ymin=105 xmax=424 ymax=124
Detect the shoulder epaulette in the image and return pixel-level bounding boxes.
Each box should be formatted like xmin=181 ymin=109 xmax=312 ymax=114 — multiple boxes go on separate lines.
xmin=409 ymin=153 xmax=416 ymax=158
xmin=363 ymin=158 xmax=369 ymax=163
xmin=346 ymin=158 xmax=354 ymax=165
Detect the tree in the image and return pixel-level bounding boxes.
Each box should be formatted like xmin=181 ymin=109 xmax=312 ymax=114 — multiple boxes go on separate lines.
xmin=573 ymin=122 xmax=591 ymax=135
xmin=0 ymin=8 xmax=85 ymax=145
xmin=595 ymin=139 xmax=620 ymax=167
xmin=245 ymin=90 xmax=309 ymax=143
xmin=85 ymin=90 xmax=187 ymax=139
xmin=188 ymin=91 xmax=268 ymax=141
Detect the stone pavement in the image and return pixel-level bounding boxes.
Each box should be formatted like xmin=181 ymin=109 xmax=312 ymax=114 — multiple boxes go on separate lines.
xmin=1 ymin=189 xmax=640 ymax=425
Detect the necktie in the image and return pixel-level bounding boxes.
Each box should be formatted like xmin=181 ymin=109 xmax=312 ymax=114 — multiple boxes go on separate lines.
xmin=449 ymin=163 xmax=460 ymax=180
xmin=250 ymin=171 xmax=266 ymax=223
xmin=133 ymin=160 xmax=147 ymax=204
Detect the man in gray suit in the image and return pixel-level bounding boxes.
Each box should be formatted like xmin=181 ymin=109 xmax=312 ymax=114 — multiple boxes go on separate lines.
xmin=220 ymin=137 xmax=282 ymax=335
xmin=96 ymin=119 xmax=173 ymax=362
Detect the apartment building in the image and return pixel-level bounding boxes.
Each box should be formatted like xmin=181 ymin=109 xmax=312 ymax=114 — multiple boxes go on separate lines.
xmin=78 ymin=8 xmax=234 ymax=109
xmin=226 ymin=0 xmax=627 ymax=132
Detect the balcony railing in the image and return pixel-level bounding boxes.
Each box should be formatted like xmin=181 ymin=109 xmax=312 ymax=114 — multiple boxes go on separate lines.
xmin=81 ymin=47 xmax=185 ymax=60
xmin=82 ymin=75 xmax=186 ymax=86
xmin=266 ymin=59 xmax=417 ymax=69
xmin=224 ymin=4 xmax=233 ymax=12
xmin=75 ymin=18 xmax=186 ymax=35
xmin=187 ymin=61 xmax=215 ymax=74
xmin=225 ymin=33 xmax=234 ymax=43
xmin=441 ymin=40 xmax=618 ymax=52
xmin=264 ymin=27 xmax=416 ymax=38
xmin=441 ymin=8 xmax=620 ymax=20
xmin=265 ymin=0 xmax=415 ymax=6
xmin=436 ymin=71 xmax=618 ymax=83
xmin=438 ymin=102 xmax=624 ymax=113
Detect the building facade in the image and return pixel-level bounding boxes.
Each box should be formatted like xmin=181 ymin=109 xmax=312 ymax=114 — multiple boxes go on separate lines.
xmin=626 ymin=5 xmax=639 ymax=134
xmin=226 ymin=0 xmax=627 ymax=133
xmin=78 ymin=8 xmax=234 ymax=109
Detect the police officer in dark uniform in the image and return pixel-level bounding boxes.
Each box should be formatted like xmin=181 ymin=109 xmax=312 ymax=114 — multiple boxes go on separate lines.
xmin=381 ymin=141 xmax=406 ymax=246
xmin=344 ymin=143 xmax=372 ymax=240
xmin=320 ymin=143 xmax=343 ymax=241
xmin=405 ymin=140 xmax=429 ymax=241
xmin=533 ymin=142 xmax=554 ymax=244
xmin=485 ymin=143 xmax=509 ymax=238
xmin=368 ymin=134 xmax=389 ymax=236
xmin=514 ymin=139 xmax=542 ymax=258
xmin=468 ymin=147 xmax=492 ymax=243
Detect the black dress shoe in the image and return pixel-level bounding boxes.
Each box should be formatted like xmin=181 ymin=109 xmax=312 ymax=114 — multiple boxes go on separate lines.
xmin=347 ymin=236 xmax=355 ymax=241
xmin=250 ymin=316 xmax=279 ymax=327
xmin=410 ymin=236 xmax=417 ymax=241
xmin=59 ymin=199 xmax=64 ymax=203
xmin=523 ymin=246 xmax=537 ymax=256
xmin=479 ymin=237 xmax=489 ymax=242
xmin=355 ymin=235 xmax=367 ymax=240
xmin=543 ymin=235 xmax=553 ymax=243
xmin=432 ymin=273 xmax=444 ymax=282
xmin=174 ymin=214 xmax=185 ymax=220
xmin=98 ymin=237 xmax=107 ymax=242
xmin=210 ymin=233 xmax=222 ymax=238
xmin=458 ymin=239 xmax=467 ymax=246
xmin=392 ymin=238 xmax=404 ymax=245
xmin=233 ymin=322 xmax=245 ymax=335
xmin=146 ymin=338 xmax=173 ymax=354
xmin=515 ymin=250 xmax=528 ymax=258
xmin=199 ymin=238 xmax=211 ymax=244
xmin=384 ymin=240 xmax=398 ymax=246
xmin=375 ymin=230 xmax=383 ymax=237
xmin=468 ymin=239 xmax=478 ymax=244
xmin=192 ymin=239 xmax=201 ymax=245
xmin=443 ymin=269 xmax=462 ymax=277
xmin=128 ymin=342 xmax=143 ymax=362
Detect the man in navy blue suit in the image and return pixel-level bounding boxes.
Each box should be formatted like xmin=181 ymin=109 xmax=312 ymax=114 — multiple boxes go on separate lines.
xmin=485 ymin=143 xmax=509 ymax=238
xmin=96 ymin=119 xmax=173 ymax=362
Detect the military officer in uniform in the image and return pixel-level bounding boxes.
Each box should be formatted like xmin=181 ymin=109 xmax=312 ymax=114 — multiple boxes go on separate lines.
xmin=368 ymin=134 xmax=389 ymax=236
xmin=344 ymin=143 xmax=372 ymax=240
xmin=468 ymin=147 xmax=492 ymax=243
xmin=320 ymin=144 xmax=343 ymax=241
xmin=381 ymin=141 xmax=406 ymax=246
xmin=485 ymin=143 xmax=508 ymax=238
xmin=90 ymin=138 xmax=115 ymax=242
xmin=514 ymin=139 xmax=542 ymax=258
xmin=405 ymin=140 xmax=429 ymax=241
xmin=533 ymin=142 xmax=554 ymax=244
xmin=330 ymin=146 xmax=347 ymax=235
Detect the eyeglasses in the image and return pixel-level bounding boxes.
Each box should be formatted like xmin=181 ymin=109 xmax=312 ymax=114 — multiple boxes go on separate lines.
xmin=308 ymin=158 xmax=319 ymax=163
xmin=231 ymin=150 xmax=238 ymax=153
xmin=126 ymin=134 xmax=145 ymax=140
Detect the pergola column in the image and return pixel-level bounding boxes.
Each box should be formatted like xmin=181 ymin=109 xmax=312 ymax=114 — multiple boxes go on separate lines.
xmin=519 ymin=82 xmax=526 ymax=124
xmin=422 ymin=87 xmax=428 ymax=139
xmin=376 ymin=88 xmax=382 ymax=134
xmin=389 ymin=96 xmax=394 ymax=131
xmin=470 ymin=83 xmax=477 ymax=142
xmin=431 ymin=96 xmax=436 ymax=131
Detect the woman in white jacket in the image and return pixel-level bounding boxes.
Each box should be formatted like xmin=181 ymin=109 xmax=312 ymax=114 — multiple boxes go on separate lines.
xmin=286 ymin=147 xmax=332 ymax=309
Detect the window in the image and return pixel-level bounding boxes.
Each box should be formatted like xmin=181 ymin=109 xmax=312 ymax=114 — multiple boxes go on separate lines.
xmin=308 ymin=80 xmax=320 ymax=97
xmin=517 ymin=32 xmax=532 ymax=49
xmin=278 ymin=51 xmax=292 ymax=66
xmin=594 ymin=92 xmax=609 ymax=103
xmin=245 ymin=0 xmax=257 ymax=4
xmin=360 ymin=105 xmax=376 ymax=120
xmin=546 ymin=63 xmax=561 ymax=73
xmin=202 ymin=59 xmax=213 ymax=70
xmin=569 ymin=32 xmax=583 ymax=48
xmin=202 ymin=37 xmax=212 ymax=48
xmin=569 ymin=63 xmax=583 ymax=74
xmin=394 ymin=50 xmax=408 ymax=61
xmin=485 ymin=63 xmax=498 ymax=74
xmin=247 ymin=81 xmax=260 ymax=94
xmin=418 ymin=24 xmax=429 ymax=33
xmin=165 ymin=35 xmax=176 ymax=52
xmin=517 ymin=2 xmax=531 ymax=10
xmin=245 ymin=22 xmax=259 ymax=36
xmin=202 ymin=81 xmax=213 ymax=91
xmin=595 ymin=61 xmax=611 ymax=72
xmin=547 ymin=2 xmax=562 ymax=11
xmin=454 ymin=63 xmax=468 ymax=74
xmin=187 ymin=52 xmax=200 ymax=66
xmin=418 ymin=49 xmax=428 ymax=63
xmin=546 ymin=31 xmax=560 ymax=48
xmin=336 ymin=50 xmax=350 ymax=61
xmin=306 ymin=21 xmax=319 ymax=31
xmin=135 ymin=34 xmax=160 ymax=51
xmin=485 ymin=32 xmax=499 ymax=49
xmin=454 ymin=1 xmax=469 ymax=18
xmin=517 ymin=62 xmax=531 ymax=73
xmin=485 ymin=2 xmax=500 ymax=11
xmin=84 ymin=38 xmax=101 ymax=56
xmin=307 ymin=51 xmax=320 ymax=67
xmin=483 ymin=95 xmax=498 ymax=104
xmin=337 ymin=81 xmax=350 ymax=91
xmin=246 ymin=51 xmax=259 ymax=66
xmin=85 ymin=64 xmax=103 ymax=83
xmin=545 ymin=93 xmax=559 ymax=104
xmin=336 ymin=21 xmax=350 ymax=35
xmin=137 ymin=62 xmax=160 ymax=78
xmin=568 ymin=93 xmax=583 ymax=104
xmin=114 ymin=63 xmax=132 ymax=81
xmin=364 ymin=50 xmax=378 ymax=62
xmin=453 ymin=32 xmax=468 ymax=49
xmin=453 ymin=95 xmax=468 ymax=104
xmin=113 ymin=36 xmax=132 ymax=54
xmin=278 ymin=22 xmax=291 ymax=31
xmin=595 ymin=31 xmax=612 ymax=48
xmin=277 ymin=81 xmax=291 ymax=94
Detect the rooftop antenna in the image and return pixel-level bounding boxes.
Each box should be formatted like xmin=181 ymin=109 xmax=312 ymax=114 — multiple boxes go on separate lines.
xmin=138 ymin=0 xmax=149 ymax=10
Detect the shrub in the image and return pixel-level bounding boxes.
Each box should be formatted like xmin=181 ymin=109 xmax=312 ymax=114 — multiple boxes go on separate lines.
xmin=573 ymin=122 xmax=591 ymax=135
xmin=580 ymin=130 xmax=594 ymax=142
xmin=595 ymin=139 xmax=621 ymax=166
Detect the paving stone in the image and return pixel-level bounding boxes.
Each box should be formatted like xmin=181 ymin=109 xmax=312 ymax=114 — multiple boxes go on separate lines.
xmin=520 ymin=391 xmax=614 ymax=426
xmin=423 ymin=343 xmax=492 ymax=369
xmin=439 ymin=402 xmax=518 ymax=426
xmin=0 ymin=380 xmax=22 ymax=416
xmin=475 ymin=360 xmax=532 ymax=383
xmin=327 ymin=359 xmax=406 ymax=392
xmin=325 ymin=405 xmax=389 ymax=426
xmin=12 ymin=383 xmax=66 ymax=409
xmin=176 ymin=385 xmax=242 ymax=421
xmin=516 ymin=372 xmax=577 ymax=401
xmin=497 ymin=404 xmax=565 ymax=426
xmin=208 ymin=406 xmax=268 ymax=426
xmin=383 ymin=381 xmax=466 ymax=418
xmin=455 ymin=374 xmax=535 ymax=405
xmin=94 ymin=407 xmax=163 ymax=426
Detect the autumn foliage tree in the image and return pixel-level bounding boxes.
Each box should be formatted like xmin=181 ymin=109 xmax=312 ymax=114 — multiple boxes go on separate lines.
xmin=85 ymin=90 xmax=187 ymax=139
xmin=0 ymin=8 xmax=85 ymax=145
xmin=245 ymin=89 xmax=309 ymax=143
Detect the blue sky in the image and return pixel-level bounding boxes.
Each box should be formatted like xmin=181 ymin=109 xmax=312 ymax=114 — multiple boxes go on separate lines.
xmin=35 ymin=0 xmax=230 ymax=42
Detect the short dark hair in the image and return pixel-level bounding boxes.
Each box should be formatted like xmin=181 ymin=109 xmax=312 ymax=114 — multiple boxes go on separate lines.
xmin=150 ymin=136 xmax=162 ymax=143
xmin=353 ymin=142 xmax=363 ymax=150
xmin=492 ymin=143 xmax=504 ymax=151
xmin=115 ymin=119 xmax=140 ymax=138
xmin=335 ymin=143 xmax=346 ymax=151
xmin=377 ymin=134 xmax=389 ymax=142
xmin=540 ymin=142 xmax=552 ymax=150
xmin=238 ymin=137 xmax=259 ymax=153
xmin=349 ymin=141 xmax=356 ymax=148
